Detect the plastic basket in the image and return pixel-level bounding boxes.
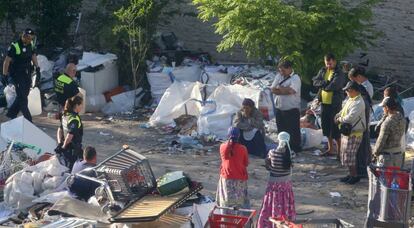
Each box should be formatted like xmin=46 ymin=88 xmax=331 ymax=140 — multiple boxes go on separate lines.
xmin=366 ymin=166 xmax=412 ymax=225
xmin=270 ymin=218 xmax=354 ymax=228
xmin=208 ymin=206 xmax=256 ymax=228
xmin=94 ymin=148 xmax=157 ymax=203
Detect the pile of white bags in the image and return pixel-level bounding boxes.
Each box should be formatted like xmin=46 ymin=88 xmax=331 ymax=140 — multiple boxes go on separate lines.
xmin=3 ymin=157 xmax=69 ymax=211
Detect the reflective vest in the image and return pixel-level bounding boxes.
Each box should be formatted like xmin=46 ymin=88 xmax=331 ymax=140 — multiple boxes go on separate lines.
xmin=55 ymin=74 xmax=74 ymax=94
xmin=12 ymin=41 xmax=34 ymax=55
xmin=62 ymin=112 xmax=82 ymax=137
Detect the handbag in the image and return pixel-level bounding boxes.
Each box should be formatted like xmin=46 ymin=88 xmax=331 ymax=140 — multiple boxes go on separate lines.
xmin=339 ymin=117 xmax=362 ymax=136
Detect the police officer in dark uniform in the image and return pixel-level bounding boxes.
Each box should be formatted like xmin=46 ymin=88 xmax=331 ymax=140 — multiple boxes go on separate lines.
xmin=2 ymin=28 xmax=40 ymax=122
xmin=56 ymin=95 xmax=84 ymax=170
xmin=54 ymin=63 xmax=79 ymax=107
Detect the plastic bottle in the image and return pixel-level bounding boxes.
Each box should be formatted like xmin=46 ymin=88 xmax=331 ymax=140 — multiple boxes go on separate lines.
xmin=391 ymin=171 xmax=400 ymax=190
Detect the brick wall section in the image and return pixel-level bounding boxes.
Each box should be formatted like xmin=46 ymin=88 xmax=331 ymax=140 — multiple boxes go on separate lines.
xmin=1 ymin=0 xmax=413 ymax=82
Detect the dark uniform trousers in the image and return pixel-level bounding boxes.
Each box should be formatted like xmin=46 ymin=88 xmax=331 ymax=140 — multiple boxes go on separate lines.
xmin=275 ymin=108 xmax=302 ymax=152
xmin=7 ymin=75 xmax=32 ymax=122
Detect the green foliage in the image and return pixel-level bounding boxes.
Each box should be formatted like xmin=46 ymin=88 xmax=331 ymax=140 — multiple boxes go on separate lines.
xmin=113 ymin=0 xmax=156 ymax=89
xmin=0 ymin=0 xmax=27 ymax=32
xmin=29 ymin=0 xmax=82 ymax=49
xmin=193 ymin=0 xmax=381 ymax=83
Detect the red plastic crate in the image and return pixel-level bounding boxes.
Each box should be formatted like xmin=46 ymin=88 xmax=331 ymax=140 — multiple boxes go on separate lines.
xmin=208 ymin=206 xmax=256 ymax=228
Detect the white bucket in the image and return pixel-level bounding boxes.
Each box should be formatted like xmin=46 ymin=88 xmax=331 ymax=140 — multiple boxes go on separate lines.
xmin=28 ymin=87 xmax=42 ymax=116
xmin=78 ymin=87 xmax=86 ymax=115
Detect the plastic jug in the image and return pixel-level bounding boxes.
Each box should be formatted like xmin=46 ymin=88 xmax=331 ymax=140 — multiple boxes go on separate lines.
xmin=28 ymin=87 xmax=42 ymax=116
xmin=78 ymin=87 xmax=86 ymax=115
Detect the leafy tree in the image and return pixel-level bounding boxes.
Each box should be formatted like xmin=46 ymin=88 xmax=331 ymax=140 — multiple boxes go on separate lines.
xmin=193 ymin=0 xmax=381 ymax=83
xmin=0 ymin=0 xmax=27 ymax=33
xmin=29 ymin=0 xmax=82 ymax=50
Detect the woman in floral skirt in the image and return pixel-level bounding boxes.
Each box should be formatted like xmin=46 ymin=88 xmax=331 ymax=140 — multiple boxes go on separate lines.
xmin=216 ymin=127 xmax=250 ymax=208
xmin=258 ymin=131 xmax=296 ymax=227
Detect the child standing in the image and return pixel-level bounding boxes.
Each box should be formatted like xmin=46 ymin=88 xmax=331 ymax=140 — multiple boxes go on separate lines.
xmin=258 ymin=132 xmax=296 ymax=227
xmin=216 ymin=127 xmax=250 ymax=208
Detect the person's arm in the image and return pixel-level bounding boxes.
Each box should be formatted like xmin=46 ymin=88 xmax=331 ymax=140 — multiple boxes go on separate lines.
xmin=62 ymin=134 xmax=74 ymax=149
xmin=3 ymin=56 xmax=12 ymax=76
xmin=272 ymin=87 xmax=296 ymax=95
xmin=57 ymin=127 xmax=64 ymax=144
xmin=233 ymin=111 xmax=252 ymax=131
xmin=373 ymin=119 xmax=391 ymax=156
xmin=313 ymin=69 xmax=328 ymax=87
xmin=251 ymin=109 xmax=265 ymax=130
xmin=32 ymin=53 xmax=39 ymax=68
xmin=323 ymin=70 xmax=345 ymax=92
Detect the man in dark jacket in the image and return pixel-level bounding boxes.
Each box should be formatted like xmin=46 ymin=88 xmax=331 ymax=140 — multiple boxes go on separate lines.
xmin=312 ymin=53 xmax=346 ymax=157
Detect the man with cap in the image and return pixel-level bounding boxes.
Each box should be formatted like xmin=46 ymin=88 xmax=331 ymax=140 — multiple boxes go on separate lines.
xmin=335 ymin=81 xmax=366 ymax=184
xmin=54 ymin=63 xmax=80 ymax=108
xmin=348 ymin=66 xmax=373 ymax=178
xmin=372 ymin=97 xmax=406 ymax=168
xmin=2 ymin=28 xmax=40 ymax=122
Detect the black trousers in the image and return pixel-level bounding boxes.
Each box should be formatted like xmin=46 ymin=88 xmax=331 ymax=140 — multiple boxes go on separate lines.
xmin=7 ymin=77 xmax=32 ymax=122
xmin=275 ymin=108 xmax=301 ymax=152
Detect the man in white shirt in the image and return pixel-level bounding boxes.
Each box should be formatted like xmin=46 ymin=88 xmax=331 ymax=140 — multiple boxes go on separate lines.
xmin=348 ymin=66 xmax=373 ymax=99
xmin=271 ymin=60 xmax=302 ymax=152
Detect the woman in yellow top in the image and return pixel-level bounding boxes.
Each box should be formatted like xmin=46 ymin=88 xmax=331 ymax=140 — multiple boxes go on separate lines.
xmin=312 ymin=53 xmax=346 ymax=157
xmin=335 ymin=81 xmax=366 ymax=185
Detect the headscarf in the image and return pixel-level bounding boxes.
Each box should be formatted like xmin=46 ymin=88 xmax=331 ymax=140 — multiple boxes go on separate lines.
xmin=242 ymin=98 xmax=255 ymax=107
xmin=277 ymin=131 xmax=292 ymax=152
xmin=225 ymin=127 xmax=240 ymax=158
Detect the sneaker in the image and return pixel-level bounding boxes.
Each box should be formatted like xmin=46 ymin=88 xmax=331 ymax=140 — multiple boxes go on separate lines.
xmin=346 ymin=176 xmax=361 ymax=185
xmin=340 ymin=175 xmax=351 ymax=183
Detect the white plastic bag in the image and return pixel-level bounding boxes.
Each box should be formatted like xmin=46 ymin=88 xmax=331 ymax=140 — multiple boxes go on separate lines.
xmin=301 ymin=128 xmax=323 ymax=149
xmin=4 ymin=85 xmax=16 ymax=108
xmin=149 ymin=81 xmax=203 ymax=126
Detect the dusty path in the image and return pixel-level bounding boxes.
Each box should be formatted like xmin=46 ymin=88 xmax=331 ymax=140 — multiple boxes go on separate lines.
xmin=23 ymin=113 xmax=414 ymax=227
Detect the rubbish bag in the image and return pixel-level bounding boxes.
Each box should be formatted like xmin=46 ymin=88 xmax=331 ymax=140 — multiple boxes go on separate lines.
xmin=406 ymin=111 xmax=414 ymax=149
xmin=149 ymin=81 xmax=203 ymax=126
xmin=197 ymin=84 xmax=261 ymax=139
xmin=4 ymin=85 xmax=16 ymax=108
xmin=301 ymin=128 xmax=323 ymax=149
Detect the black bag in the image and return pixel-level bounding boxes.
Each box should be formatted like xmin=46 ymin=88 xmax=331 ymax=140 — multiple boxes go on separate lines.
xmin=339 ymin=117 xmax=362 ymax=136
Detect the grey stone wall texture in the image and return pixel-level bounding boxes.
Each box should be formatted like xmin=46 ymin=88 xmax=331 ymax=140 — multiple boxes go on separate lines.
xmin=1 ymin=0 xmax=413 ymax=83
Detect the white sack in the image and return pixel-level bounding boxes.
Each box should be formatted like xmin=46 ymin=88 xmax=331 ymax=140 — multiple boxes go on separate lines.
xmin=197 ymin=84 xmax=261 ymax=139
xmin=4 ymin=85 xmax=16 ymax=108
xmin=149 ymin=81 xmax=203 ymax=126
xmin=301 ymin=128 xmax=323 ymax=149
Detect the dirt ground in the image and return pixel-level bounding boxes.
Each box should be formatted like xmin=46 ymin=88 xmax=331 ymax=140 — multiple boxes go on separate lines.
xmin=10 ymin=112 xmax=414 ymax=227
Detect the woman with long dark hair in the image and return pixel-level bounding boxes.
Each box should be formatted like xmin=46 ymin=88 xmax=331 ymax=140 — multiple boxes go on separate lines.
xmin=216 ymin=127 xmax=250 ymax=208
xmin=56 ymin=95 xmax=84 ymax=170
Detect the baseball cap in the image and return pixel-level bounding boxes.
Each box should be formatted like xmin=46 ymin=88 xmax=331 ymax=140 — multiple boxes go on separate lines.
xmin=23 ymin=28 xmax=35 ymax=36
xmin=343 ymin=81 xmax=361 ymax=92
xmin=379 ymin=97 xmax=398 ymax=109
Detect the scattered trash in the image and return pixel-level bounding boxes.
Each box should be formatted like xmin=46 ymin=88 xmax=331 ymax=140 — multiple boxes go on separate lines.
xmin=99 ymin=131 xmax=111 ymax=137
xmin=313 ymin=149 xmax=322 ymax=156
xmin=330 ymin=192 xmax=342 ymax=205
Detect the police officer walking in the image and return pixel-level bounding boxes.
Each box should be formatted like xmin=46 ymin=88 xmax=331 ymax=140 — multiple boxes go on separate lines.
xmin=2 ymin=28 xmax=40 ymax=122
xmin=54 ymin=63 xmax=79 ymax=108
xmin=57 ymin=95 xmax=84 ymax=170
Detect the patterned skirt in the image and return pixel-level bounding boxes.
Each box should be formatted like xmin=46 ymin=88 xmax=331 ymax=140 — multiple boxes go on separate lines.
xmin=216 ymin=177 xmax=250 ymax=209
xmin=257 ymin=177 xmax=296 ymax=228
xmin=341 ymin=135 xmax=362 ymax=167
